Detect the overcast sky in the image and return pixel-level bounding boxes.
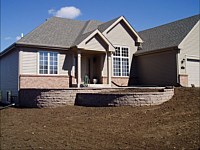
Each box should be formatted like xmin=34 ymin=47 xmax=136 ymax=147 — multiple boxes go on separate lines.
xmin=1 ymin=0 xmax=199 ymax=51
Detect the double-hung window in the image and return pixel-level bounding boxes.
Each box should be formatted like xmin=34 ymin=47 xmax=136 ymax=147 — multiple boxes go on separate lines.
xmin=39 ymin=51 xmax=58 ymax=74
xmin=113 ymin=46 xmax=129 ymax=76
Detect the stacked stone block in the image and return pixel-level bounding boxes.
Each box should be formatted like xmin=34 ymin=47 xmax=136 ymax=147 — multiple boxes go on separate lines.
xmin=19 ymin=88 xmax=174 ymax=108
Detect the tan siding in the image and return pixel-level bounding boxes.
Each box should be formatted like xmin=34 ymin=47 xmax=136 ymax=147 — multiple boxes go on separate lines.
xmin=83 ymin=35 xmax=108 ymax=51
xmin=178 ymin=21 xmax=200 ymax=74
xmin=0 ymin=49 xmax=19 ymax=102
xmin=103 ymin=21 xmax=138 ymax=76
xmin=179 ymin=21 xmax=200 ymax=58
xmin=137 ymin=50 xmax=178 ymax=86
xmin=59 ymin=53 xmax=68 ymax=75
xmin=21 ymin=48 xmax=70 ymax=76
xmin=21 ymin=50 xmax=37 ymax=74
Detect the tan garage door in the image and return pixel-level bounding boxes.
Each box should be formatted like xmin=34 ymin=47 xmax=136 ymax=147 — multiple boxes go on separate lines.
xmin=187 ymin=59 xmax=200 ymax=87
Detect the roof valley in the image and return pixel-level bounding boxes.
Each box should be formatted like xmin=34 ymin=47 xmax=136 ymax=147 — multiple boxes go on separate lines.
xmin=72 ymin=20 xmax=90 ymax=46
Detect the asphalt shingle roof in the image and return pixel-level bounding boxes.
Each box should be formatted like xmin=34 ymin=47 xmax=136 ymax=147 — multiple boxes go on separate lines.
xmin=82 ymin=20 xmax=102 ymax=34
xmin=73 ymin=30 xmax=95 ymax=46
xmin=16 ymin=15 xmax=199 ymax=52
xmin=17 ymin=17 xmax=86 ymax=48
xmin=98 ymin=17 xmax=121 ymax=32
xmin=138 ymin=14 xmax=200 ymax=52
xmin=17 ymin=17 xmax=122 ymax=48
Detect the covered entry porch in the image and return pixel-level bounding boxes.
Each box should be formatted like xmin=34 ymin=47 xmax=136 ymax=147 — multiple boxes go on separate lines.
xmin=70 ymin=29 xmax=115 ymax=88
xmin=74 ymin=49 xmax=113 ymax=88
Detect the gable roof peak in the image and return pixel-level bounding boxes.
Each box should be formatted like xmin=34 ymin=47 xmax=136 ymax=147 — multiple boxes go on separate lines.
xmin=97 ymin=16 xmax=121 ymax=32
xmin=97 ymin=15 xmax=143 ymax=42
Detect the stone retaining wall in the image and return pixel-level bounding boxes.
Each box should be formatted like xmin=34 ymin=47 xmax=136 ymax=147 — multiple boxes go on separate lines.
xmin=19 ymin=88 xmax=115 ymax=107
xmin=19 ymin=88 xmax=174 ymax=108
xmin=76 ymin=89 xmax=174 ymax=107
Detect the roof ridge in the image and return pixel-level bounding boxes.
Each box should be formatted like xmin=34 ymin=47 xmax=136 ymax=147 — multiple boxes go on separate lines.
xmin=99 ymin=16 xmax=121 ymax=26
xmin=139 ymin=14 xmax=200 ymax=33
xmin=51 ymin=16 xmax=86 ymax=22
xmin=87 ymin=19 xmax=102 ymax=23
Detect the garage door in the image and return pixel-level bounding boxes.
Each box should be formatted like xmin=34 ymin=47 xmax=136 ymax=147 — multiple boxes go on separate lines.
xmin=187 ymin=59 xmax=200 ymax=87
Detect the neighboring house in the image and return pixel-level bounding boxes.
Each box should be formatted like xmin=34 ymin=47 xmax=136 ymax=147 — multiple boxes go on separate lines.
xmin=0 ymin=14 xmax=199 ymax=104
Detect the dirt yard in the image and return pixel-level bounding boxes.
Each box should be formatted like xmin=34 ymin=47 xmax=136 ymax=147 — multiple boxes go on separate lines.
xmin=0 ymin=88 xmax=200 ymax=149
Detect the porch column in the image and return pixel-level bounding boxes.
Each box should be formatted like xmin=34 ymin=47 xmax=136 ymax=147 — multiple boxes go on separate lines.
xmin=77 ymin=50 xmax=81 ymax=88
xmin=107 ymin=51 xmax=112 ymax=86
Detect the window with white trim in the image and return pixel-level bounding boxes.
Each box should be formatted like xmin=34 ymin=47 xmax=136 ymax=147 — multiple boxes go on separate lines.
xmin=39 ymin=51 xmax=58 ymax=74
xmin=113 ymin=46 xmax=129 ymax=76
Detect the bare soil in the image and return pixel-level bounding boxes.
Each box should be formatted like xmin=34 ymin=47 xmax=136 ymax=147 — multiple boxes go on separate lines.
xmin=0 ymin=87 xmax=200 ymax=150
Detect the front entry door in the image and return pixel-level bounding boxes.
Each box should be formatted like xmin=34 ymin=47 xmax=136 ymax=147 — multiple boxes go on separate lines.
xmin=81 ymin=56 xmax=90 ymax=82
xmin=81 ymin=55 xmax=102 ymax=84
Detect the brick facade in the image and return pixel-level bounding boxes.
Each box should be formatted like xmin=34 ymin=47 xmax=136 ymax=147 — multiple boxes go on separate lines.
xmin=179 ymin=74 xmax=188 ymax=87
xmin=20 ymin=75 xmax=69 ymax=89
xmin=19 ymin=75 xmax=130 ymax=89
xmin=112 ymin=77 xmax=129 ymax=86
xmin=101 ymin=77 xmax=108 ymax=84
